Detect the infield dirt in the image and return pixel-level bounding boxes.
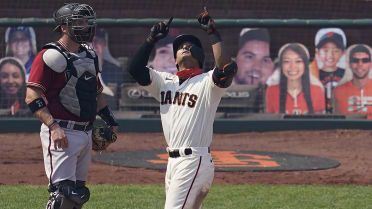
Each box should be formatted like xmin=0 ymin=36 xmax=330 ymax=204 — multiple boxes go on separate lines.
xmin=1 ymin=129 xmax=371 ymax=185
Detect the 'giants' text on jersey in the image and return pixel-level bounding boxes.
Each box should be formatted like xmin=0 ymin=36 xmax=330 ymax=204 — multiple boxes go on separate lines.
xmin=160 ymin=91 xmax=198 ymax=108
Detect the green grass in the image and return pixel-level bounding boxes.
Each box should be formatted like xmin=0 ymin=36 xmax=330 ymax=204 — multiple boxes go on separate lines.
xmin=1 ymin=184 xmax=372 ymax=209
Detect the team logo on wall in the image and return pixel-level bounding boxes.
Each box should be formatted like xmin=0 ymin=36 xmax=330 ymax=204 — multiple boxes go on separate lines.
xmin=93 ymin=150 xmax=340 ymax=171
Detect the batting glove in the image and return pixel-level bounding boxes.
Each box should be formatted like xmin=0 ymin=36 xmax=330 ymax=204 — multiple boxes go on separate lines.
xmin=147 ymin=17 xmax=173 ymax=44
xmin=197 ymin=10 xmax=216 ymax=35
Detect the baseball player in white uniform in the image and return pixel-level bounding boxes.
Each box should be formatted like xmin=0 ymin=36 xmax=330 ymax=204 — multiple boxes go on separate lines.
xmin=128 ymin=10 xmax=237 ymax=209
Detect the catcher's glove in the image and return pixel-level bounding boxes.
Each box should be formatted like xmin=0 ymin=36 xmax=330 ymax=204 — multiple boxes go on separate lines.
xmin=92 ymin=126 xmax=117 ymax=151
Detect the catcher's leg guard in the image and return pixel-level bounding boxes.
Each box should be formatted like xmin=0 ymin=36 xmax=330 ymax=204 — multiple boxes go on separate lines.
xmin=72 ymin=180 xmax=90 ymax=208
xmin=45 ymin=180 xmax=76 ymax=209
xmin=46 ymin=180 xmax=90 ymax=209
xmin=73 ymin=205 xmax=82 ymax=209
xmin=46 ymin=193 xmax=76 ymax=209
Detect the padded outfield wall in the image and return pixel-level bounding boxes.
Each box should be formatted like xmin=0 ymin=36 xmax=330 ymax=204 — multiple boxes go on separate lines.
xmin=1 ymin=116 xmax=371 ymax=133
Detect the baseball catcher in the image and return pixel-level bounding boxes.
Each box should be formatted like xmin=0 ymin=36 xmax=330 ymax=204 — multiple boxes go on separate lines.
xmin=25 ymin=3 xmax=119 ymax=209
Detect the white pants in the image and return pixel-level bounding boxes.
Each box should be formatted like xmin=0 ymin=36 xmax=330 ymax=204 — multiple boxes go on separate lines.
xmin=165 ymin=147 xmax=214 ymax=209
xmin=40 ymin=123 xmax=92 ymax=184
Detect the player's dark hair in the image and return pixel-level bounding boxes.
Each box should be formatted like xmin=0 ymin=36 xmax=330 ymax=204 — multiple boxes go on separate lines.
xmin=279 ymin=44 xmax=314 ymax=114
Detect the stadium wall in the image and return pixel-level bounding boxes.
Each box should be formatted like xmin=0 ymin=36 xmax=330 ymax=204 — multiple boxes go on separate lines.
xmin=2 ymin=117 xmax=372 ymax=133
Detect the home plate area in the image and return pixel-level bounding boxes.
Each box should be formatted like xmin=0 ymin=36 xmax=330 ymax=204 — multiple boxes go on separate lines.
xmin=93 ymin=150 xmax=340 ymax=172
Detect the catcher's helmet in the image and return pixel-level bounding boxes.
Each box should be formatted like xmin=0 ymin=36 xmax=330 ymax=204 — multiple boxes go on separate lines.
xmin=53 ymin=3 xmax=96 ymax=43
xmin=173 ymin=34 xmax=204 ymax=68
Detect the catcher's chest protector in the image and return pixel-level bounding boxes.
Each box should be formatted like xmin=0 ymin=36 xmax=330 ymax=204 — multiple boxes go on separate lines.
xmin=43 ymin=43 xmax=99 ymax=120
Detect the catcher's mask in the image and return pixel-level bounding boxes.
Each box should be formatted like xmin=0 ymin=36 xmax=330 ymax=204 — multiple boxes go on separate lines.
xmin=53 ymin=3 xmax=96 ymax=43
xmin=173 ymin=34 xmax=204 ymax=68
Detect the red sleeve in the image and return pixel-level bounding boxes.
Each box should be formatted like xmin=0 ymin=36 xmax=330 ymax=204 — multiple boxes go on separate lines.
xmin=265 ymin=85 xmax=279 ymax=113
xmin=26 ymin=49 xmax=54 ymax=92
xmin=311 ymin=85 xmax=326 ymax=113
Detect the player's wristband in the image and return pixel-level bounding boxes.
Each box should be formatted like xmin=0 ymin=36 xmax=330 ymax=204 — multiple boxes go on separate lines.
xmin=209 ymin=30 xmax=222 ymax=45
xmin=28 ymin=98 xmax=46 ymax=113
xmin=47 ymin=119 xmax=58 ymax=130
xmin=98 ymin=106 xmax=119 ymax=127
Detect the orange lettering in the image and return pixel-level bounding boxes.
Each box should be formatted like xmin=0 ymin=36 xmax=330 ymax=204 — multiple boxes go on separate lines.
xmin=212 ymin=151 xmax=279 ymax=167
xmin=147 ymin=153 xmax=168 ymax=164
xmin=147 ymin=151 xmax=280 ymax=168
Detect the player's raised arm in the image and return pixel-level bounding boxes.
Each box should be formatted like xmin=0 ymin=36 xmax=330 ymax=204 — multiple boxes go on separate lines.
xmin=128 ymin=17 xmax=173 ymax=85
xmin=197 ymin=9 xmax=238 ymax=88
xmin=197 ymin=9 xmax=228 ymax=68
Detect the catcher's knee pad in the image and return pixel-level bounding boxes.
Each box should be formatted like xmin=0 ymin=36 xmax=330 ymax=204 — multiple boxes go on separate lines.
xmin=73 ymin=180 xmax=90 ymax=206
xmin=46 ymin=180 xmax=90 ymax=209
xmin=46 ymin=180 xmax=76 ymax=209
xmin=46 ymin=194 xmax=75 ymax=209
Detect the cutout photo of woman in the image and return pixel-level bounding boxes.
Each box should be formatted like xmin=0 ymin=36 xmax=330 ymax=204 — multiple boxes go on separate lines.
xmin=0 ymin=57 xmax=28 ymax=116
xmin=266 ymin=43 xmax=325 ymax=115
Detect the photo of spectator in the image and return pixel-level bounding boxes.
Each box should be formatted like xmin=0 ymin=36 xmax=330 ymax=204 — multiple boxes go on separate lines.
xmin=91 ymin=28 xmax=123 ymax=90
xmin=310 ymin=28 xmax=347 ymax=113
xmin=233 ymin=28 xmax=274 ymax=85
xmin=266 ymin=43 xmax=325 ymax=115
xmin=333 ymin=44 xmax=372 ymax=118
xmin=148 ymin=29 xmax=179 ymax=74
xmin=90 ymin=28 xmax=124 ymax=109
xmin=5 ymin=26 xmax=37 ymax=79
xmin=0 ymin=57 xmax=28 ymax=116
xmin=149 ymin=36 xmax=177 ymax=74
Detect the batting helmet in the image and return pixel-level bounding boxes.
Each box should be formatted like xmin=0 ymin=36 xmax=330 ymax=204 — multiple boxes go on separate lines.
xmin=173 ymin=34 xmax=204 ymax=68
xmin=53 ymin=3 xmax=97 ymax=43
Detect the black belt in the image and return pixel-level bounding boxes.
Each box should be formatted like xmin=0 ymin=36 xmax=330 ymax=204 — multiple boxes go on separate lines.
xmin=168 ymin=148 xmax=192 ymax=158
xmin=168 ymin=147 xmax=210 ymax=158
xmin=58 ymin=121 xmax=93 ymax=131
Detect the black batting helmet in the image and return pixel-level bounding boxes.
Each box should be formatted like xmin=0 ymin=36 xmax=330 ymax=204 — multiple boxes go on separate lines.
xmin=173 ymin=34 xmax=204 ymax=68
xmin=53 ymin=3 xmax=96 ymax=43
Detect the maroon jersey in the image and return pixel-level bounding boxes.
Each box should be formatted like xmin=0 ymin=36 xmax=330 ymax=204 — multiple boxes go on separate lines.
xmin=27 ymin=49 xmax=103 ymax=122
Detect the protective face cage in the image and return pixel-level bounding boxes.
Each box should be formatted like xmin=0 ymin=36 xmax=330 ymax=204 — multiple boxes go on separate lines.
xmin=55 ymin=3 xmax=97 ymax=44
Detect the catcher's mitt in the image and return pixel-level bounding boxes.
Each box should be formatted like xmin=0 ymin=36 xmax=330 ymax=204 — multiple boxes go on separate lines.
xmin=92 ymin=126 xmax=117 ymax=151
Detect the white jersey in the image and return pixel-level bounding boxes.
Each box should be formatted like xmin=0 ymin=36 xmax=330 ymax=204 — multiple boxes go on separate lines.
xmin=142 ymin=68 xmax=226 ymax=148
